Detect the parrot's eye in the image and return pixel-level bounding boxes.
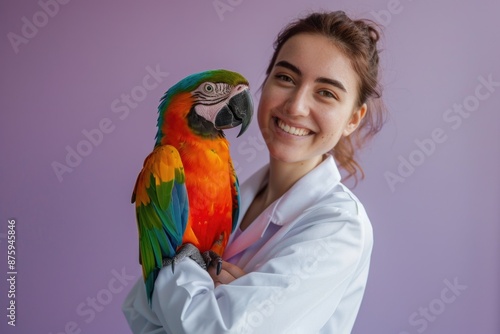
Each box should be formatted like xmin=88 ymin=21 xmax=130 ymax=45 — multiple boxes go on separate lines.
xmin=203 ymin=83 xmax=216 ymax=94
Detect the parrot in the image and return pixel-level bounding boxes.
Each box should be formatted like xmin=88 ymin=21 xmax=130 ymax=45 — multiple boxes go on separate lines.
xmin=131 ymin=69 xmax=253 ymax=305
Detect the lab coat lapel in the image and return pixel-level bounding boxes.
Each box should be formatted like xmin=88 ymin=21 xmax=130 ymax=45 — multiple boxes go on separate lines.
xmin=224 ymin=155 xmax=341 ymax=260
xmin=241 ymin=156 xmax=342 ymax=269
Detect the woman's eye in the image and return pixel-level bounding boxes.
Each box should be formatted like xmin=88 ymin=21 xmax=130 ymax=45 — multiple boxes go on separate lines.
xmin=275 ymin=74 xmax=293 ymax=83
xmin=319 ymin=90 xmax=337 ymax=100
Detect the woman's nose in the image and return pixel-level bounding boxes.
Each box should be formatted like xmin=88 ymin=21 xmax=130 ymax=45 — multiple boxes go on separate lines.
xmin=284 ymin=88 xmax=309 ymax=117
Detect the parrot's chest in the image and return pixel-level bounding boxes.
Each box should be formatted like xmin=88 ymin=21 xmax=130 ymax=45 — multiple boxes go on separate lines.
xmin=179 ymin=141 xmax=234 ymax=251
xmin=182 ymin=141 xmax=233 ymax=221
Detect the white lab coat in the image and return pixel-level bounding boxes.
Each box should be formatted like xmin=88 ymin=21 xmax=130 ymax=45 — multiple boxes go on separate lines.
xmin=122 ymin=154 xmax=373 ymax=333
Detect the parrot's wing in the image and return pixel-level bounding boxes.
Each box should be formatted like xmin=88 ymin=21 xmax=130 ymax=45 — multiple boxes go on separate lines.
xmin=131 ymin=145 xmax=188 ymax=303
xmin=229 ymin=159 xmax=240 ymax=233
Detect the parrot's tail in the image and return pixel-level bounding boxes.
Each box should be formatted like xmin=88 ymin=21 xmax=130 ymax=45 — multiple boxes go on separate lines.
xmin=145 ymin=269 xmax=160 ymax=307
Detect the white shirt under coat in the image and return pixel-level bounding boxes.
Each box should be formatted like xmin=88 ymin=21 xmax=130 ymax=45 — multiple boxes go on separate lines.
xmin=122 ymin=154 xmax=373 ymax=333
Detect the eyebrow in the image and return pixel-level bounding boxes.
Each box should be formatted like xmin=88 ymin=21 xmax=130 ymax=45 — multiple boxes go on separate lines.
xmin=275 ymin=60 xmax=347 ymax=93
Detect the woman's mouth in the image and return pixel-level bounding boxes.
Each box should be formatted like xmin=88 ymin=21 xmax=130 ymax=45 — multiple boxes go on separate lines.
xmin=275 ymin=118 xmax=312 ymax=136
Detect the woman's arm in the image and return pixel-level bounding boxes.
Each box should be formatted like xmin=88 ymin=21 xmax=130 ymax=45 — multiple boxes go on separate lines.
xmin=123 ymin=206 xmax=372 ymax=334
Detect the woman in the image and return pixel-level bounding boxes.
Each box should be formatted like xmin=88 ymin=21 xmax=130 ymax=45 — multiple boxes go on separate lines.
xmin=123 ymin=10 xmax=385 ymax=333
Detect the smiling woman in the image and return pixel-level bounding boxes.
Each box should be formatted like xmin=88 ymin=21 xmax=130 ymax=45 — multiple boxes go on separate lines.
xmin=262 ymin=11 xmax=385 ymax=183
xmin=257 ymin=33 xmax=367 ymax=176
xmin=123 ymin=10 xmax=386 ymax=334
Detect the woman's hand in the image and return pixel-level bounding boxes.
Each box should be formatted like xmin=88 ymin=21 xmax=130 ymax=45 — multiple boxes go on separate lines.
xmin=208 ymin=261 xmax=246 ymax=287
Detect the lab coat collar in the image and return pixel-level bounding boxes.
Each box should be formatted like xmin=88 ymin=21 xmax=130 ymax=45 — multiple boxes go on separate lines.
xmin=224 ymin=154 xmax=342 ymax=260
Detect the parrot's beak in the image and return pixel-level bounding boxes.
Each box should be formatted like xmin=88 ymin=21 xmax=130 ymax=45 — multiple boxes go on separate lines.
xmin=215 ymin=88 xmax=253 ymax=137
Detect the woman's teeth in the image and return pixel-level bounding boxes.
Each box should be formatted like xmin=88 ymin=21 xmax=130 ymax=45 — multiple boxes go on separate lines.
xmin=277 ymin=119 xmax=311 ymax=136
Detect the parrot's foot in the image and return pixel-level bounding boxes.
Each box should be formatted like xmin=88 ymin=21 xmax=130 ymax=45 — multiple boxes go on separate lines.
xmin=162 ymin=243 xmax=206 ymax=273
xmin=202 ymin=250 xmax=223 ymax=275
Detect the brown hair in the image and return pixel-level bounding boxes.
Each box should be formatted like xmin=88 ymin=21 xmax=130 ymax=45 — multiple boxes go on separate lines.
xmin=265 ymin=11 xmax=386 ymax=183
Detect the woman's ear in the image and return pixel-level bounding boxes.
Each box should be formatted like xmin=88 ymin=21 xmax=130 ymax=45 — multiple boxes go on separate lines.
xmin=343 ymin=103 xmax=367 ymax=136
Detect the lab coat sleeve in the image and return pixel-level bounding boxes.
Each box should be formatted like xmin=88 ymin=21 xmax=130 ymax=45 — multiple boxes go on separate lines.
xmin=122 ymin=205 xmax=372 ymax=334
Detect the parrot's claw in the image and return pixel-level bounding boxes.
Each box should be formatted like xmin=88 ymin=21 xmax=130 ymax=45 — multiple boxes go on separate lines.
xmin=202 ymin=250 xmax=223 ymax=275
xmin=162 ymin=243 xmax=206 ymax=273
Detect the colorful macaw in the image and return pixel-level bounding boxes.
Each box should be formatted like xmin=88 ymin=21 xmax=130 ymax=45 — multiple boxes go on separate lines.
xmin=131 ymin=69 xmax=253 ymax=305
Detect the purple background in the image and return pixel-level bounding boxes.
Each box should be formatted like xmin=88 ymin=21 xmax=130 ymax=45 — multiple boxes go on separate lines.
xmin=1 ymin=0 xmax=499 ymax=333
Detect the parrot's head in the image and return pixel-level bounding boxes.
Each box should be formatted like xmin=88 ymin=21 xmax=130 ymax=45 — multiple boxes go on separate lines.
xmin=155 ymin=69 xmax=253 ymax=145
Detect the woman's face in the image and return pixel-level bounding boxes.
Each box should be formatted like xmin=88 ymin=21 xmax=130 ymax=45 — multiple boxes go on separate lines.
xmin=258 ymin=33 xmax=366 ymax=165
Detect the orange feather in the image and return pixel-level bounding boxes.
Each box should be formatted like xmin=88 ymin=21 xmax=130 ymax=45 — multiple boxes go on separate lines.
xmin=160 ymin=92 xmax=234 ymax=254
